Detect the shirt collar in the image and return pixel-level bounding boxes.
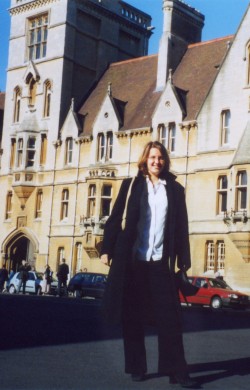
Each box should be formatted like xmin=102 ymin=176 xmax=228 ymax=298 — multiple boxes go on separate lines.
xmin=146 ymin=176 xmax=167 ymax=186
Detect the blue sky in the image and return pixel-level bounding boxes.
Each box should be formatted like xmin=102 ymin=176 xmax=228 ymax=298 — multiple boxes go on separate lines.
xmin=0 ymin=0 xmax=249 ymax=91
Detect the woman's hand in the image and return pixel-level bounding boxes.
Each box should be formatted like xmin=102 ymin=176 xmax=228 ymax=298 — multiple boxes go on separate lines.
xmin=100 ymin=254 xmax=111 ymax=267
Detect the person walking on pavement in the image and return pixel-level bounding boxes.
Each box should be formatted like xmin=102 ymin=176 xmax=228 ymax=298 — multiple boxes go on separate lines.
xmin=57 ymin=258 xmax=69 ymax=297
xmin=0 ymin=265 xmax=8 ymax=292
xmin=18 ymin=260 xmax=31 ymax=294
xmin=100 ymin=141 xmax=196 ymax=388
xmin=44 ymin=265 xmax=53 ymax=294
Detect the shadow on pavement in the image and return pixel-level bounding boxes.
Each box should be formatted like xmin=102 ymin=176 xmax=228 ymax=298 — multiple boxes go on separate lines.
xmin=0 ymin=294 xmax=250 ymax=351
xmin=190 ymin=356 xmax=250 ymax=386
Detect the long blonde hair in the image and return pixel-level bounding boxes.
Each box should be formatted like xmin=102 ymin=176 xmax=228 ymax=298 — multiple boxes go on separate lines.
xmin=137 ymin=141 xmax=170 ymax=177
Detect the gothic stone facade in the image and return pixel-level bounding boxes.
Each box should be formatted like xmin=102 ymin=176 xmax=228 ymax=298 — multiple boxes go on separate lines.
xmin=1 ymin=0 xmax=250 ymax=294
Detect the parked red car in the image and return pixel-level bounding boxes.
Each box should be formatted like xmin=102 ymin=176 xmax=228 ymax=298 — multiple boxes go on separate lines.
xmin=179 ymin=276 xmax=250 ymax=310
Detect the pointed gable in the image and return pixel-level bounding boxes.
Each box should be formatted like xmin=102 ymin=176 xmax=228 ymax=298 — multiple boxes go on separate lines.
xmin=61 ymin=104 xmax=83 ymax=140
xmin=152 ymin=78 xmax=186 ymax=127
xmin=23 ymin=61 xmax=40 ymax=83
xmin=232 ymin=121 xmax=250 ymax=165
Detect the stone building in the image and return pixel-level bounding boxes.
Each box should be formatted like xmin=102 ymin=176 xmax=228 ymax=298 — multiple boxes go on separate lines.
xmin=1 ymin=0 xmax=250 ymax=294
xmin=0 ymin=0 xmax=151 ymax=273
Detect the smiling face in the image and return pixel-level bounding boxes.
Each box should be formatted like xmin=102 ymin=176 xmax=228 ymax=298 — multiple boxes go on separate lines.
xmin=147 ymin=147 xmax=165 ymax=181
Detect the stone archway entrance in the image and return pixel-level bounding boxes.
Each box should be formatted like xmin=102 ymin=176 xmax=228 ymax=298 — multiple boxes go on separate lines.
xmin=3 ymin=230 xmax=37 ymax=272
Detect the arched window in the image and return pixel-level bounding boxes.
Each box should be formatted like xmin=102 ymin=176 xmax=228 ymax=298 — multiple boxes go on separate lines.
xmin=236 ymin=171 xmax=247 ymax=211
xmin=13 ymin=87 xmax=21 ymax=123
xmin=43 ymin=80 xmax=51 ymax=117
xmin=61 ymin=189 xmax=69 ymax=220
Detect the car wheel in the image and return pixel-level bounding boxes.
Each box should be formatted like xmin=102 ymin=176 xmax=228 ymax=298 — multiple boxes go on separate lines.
xmin=74 ymin=290 xmax=82 ymax=298
xmin=210 ymin=296 xmax=222 ymax=309
xmin=9 ymin=284 xmax=16 ymax=294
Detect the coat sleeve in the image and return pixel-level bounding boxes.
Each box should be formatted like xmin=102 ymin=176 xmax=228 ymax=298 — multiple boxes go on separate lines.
xmin=100 ymin=178 xmax=132 ymax=259
xmin=176 ymin=185 xmax=191 ymax=271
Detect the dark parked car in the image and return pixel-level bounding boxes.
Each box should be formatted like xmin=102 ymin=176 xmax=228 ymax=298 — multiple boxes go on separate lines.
xmin=179 ymin=276 xmax=250 ymax=310
xmin=68 ymin=272 xmax=107 ymax=299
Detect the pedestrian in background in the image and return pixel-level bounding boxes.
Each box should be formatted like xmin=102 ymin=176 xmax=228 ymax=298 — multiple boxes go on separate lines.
xmin=0 ymin=265 xmax=8 ymax=292
xmin=18 ymin=260 xmax=31 ymax=294
xmin=101 ymin=141 xmax=196 ymax=388
xmin=57 ymin=258 xmax=69 ymax=297
xmin=44 ymin=265 xmax=53 ymax=294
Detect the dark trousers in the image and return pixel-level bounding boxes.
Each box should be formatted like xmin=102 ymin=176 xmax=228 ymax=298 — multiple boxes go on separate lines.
xmin=122 ymin=260 xmax=188 ymax=376
xmin=57 ymin=278 xmax=67 ymax=296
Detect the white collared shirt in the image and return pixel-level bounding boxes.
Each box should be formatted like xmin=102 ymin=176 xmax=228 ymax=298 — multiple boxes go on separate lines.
xmin=133 ymin=177 xmax=168 ymax=261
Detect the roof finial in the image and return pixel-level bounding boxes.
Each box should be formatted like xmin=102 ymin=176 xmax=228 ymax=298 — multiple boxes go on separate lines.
xmin=71 ymin=97 xmax=75 ymax=111
xmin=108 ymin=82 xmax=112 ymax=96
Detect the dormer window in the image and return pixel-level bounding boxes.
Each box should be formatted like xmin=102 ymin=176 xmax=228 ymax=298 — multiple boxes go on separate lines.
xmin=65 ymin=137 xmax=73 ymax=165
xmin=97 ymin=132 xmax=113 ymax=162
xmin=158 ymin=123 xmax=176 ymax=152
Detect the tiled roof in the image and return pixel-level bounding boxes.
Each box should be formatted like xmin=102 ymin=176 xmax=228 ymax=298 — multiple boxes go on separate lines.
xmin=79 ymin=36 xmax=234 ymax=133
xmin=173 ymin=36 xmax=234 ymax=120
xmin=79 ymin=55 xmax=160 ymax=134
xmin=0 ymin=93 xmax=5 ymax=111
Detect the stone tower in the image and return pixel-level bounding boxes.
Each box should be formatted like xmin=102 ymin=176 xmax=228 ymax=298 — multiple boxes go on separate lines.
xmin=156 ymin=0 xmax=204 ymax=91
xmin=1 ymin=0 xmax=151 ymax=174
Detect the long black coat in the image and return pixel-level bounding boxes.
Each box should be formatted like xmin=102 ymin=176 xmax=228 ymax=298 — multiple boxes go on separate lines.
xmin=101 ymin=172 xmax=191 ymax=324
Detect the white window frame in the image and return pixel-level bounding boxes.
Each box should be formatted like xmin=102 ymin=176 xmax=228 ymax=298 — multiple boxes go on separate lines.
xmin=236 ymin=171 xmax=247 ymax=211
xmin=220 ymin=110 xmax=231 ymax=146
xmin=27 ymin=14 xmax=48 ymax=61
xmin=217 ymin=175 xmax=228 ymax=214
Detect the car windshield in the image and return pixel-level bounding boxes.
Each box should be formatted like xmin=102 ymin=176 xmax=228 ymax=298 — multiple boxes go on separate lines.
xmin=208 ymin=278 xmax=232 ymax=290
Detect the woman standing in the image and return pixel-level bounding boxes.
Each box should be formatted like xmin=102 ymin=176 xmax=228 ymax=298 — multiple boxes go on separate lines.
xmin=100 ymin=141 xmax=196 ymax=388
